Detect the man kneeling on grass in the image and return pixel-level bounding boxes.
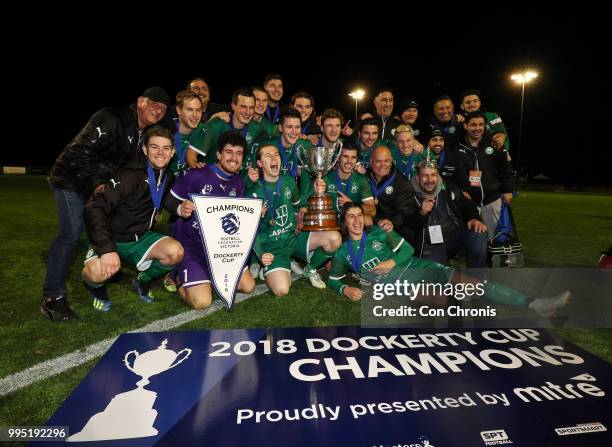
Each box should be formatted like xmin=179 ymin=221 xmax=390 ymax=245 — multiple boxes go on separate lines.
xmin=82 ymin=126 xmax=184 ymax=311
xmin=328 ymin=203 xmax=570 ymax=319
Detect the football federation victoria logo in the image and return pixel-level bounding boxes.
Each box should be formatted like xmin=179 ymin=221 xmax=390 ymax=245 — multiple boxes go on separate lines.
xmin=221 ymin=213 xmax=240 ymax=235
xmin=67 ymin=339 xmax=191 ymax=442
xmin=275 ymin=204 xmax=289 ymax=226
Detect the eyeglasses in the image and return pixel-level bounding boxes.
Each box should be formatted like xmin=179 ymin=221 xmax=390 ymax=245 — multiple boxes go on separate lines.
xmin=147 ymin=100 xmax=167 ymax=113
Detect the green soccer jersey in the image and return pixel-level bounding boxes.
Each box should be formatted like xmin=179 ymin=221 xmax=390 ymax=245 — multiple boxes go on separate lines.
xmin=328 ymin=227 xmax=412 ymax=292
xmin=170 ymin=121 xmax=208 ymax=176
xmin=389 ymin=143 xmax=418 ymax=180
xmin=202 ymin=117 xmax=266 ymax=165
xmin=247 ymin=175 xmax=301 ymax=256
xmin=299 ymin=169 xmax=373 ymax=212
xmin=484 ymin=111 xmax=509 ymax=151
xmin=257 ymin=116 xmax=280 ymax=140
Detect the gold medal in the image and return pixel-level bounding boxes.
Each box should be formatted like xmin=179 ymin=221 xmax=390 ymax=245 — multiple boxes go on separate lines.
xmin=155 ymin=212 xmax=161 ymax=222
xmin=269 ymin=218 xmax=276 ymax=226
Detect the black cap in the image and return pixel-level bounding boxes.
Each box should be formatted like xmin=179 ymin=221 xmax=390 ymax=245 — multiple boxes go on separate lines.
xmin=142 ymin=86 xmax=170 ymax=107
xmin=428 ymin=129 xmax=444 ymax=141
xmin=400 ymin=98 xmax=419 ymax=112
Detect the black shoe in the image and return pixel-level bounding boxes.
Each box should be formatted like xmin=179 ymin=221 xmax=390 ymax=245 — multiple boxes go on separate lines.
xmin=41 ymin=296 xmax=77 ymax=322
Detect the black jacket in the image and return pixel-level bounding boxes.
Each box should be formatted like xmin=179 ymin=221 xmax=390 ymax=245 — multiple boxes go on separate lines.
xmin=49 ymin=104 xmax=144 ymax=197
xmin=370 ymin=171 xmax=415 ymax=244
xmin=84 ymin=163 xmax=173 ymax=256
xmin=374 ymin=114 xmax=402 ymax=141
xmin=427 ymin=115 xmax=465 ymax=150
xmin=406 ymin=180 xmax=482 ymax=252
xmin=452 ymin=133 xmax=514 ymax=206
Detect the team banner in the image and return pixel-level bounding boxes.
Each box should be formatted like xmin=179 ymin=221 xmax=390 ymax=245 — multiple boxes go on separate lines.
xmin=190 ymin=194 xmax=262 ymax=310
xmin=42 ymin=325 xmax=611 ymax=446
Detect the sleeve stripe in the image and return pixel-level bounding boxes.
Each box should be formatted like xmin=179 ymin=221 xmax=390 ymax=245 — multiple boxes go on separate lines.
xmin=188 ymin=144 xmax=207 ymax=156
xmin=170 ymin=189 xmax=187 ymax=201
xmin=329 ymin=274 xmax=346 ymax=280
xmin=392 ymin=238 xmax=405 ymax=253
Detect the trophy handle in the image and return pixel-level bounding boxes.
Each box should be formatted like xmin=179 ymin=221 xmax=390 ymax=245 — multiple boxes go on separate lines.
xmin=329 ymin=141 xmax=343 ymax=169
xmin=167 ymin=348 xmax=192 ymax=370
xmin=296 ymin=145 xmax=307 ymax=174
xmin=124 ymin=350 xmax=139 ymax=374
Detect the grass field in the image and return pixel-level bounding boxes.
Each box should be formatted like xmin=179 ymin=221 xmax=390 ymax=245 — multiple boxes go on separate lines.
xmin=0 ymin=175 xmax=611 ymax=433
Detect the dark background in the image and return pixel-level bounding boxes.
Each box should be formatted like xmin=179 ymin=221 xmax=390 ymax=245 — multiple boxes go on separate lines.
xmin=6 ymin=20 xmax=607 ymax=185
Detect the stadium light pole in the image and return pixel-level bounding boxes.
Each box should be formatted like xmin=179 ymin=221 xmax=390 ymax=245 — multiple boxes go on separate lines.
xmin=349 ymin=89 xmax=365 ymax=123
xmin=511 ymin=71 xmax=538 ymax=169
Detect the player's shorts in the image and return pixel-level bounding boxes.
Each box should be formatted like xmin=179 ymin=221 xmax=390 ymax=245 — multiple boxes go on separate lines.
xmin=175 ymin=240 xmax=248 ymax=289
xmin=84 ymin=232 xmax=168 ymax=271
xmin=262 ymin=232 xmax=311 ymax=276
xmin=397 ymin=257 xmax=454 ymax=285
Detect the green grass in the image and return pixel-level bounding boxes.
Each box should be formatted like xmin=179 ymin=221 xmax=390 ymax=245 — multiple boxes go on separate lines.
xmin=0 ymin=175 xmax=611 ymax=430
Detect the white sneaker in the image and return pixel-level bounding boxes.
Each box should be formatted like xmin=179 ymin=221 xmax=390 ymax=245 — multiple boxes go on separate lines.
xmin=291 ymin=260 xmax=304 ymax=275
xmin=304 ymin=268 xmax=326 ymax=289
xmin=529 ymin=291 xmax=571 ymax=318
xmin=259 ymin=267 xmax=265 ymax=281
xmin=249 ymin=263 xmax=261 ymax=278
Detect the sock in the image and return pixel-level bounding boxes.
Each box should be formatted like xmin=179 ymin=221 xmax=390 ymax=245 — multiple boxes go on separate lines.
xmin=84 ymin=281 xmax=109 ymax=301
xmin=483 ymin=282 xmax=529 ymax=308
xmin=306 ymin=248 xmax=333 ymax=271
xmin=137 ymin=260 xmax=173 ymax=284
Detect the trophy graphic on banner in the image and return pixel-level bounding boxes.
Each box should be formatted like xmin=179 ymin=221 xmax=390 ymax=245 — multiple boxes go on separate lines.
xmin=297 ymin=142 xmax=342 ymax=231
xmin=67 ymin=339 xmax=191 ymax=442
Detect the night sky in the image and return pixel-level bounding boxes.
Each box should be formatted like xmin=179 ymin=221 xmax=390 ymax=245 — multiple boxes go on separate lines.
xmin=8 ymin=23 xmax=607 ymax=185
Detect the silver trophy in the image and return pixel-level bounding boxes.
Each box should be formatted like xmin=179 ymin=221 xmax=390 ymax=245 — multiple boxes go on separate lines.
xmin=297 ymin=141 xmax=342 ymax=231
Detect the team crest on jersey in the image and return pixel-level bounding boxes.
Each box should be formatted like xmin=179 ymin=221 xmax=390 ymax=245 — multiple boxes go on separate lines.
xmin=414 ymin=129 xmax=420 ymax=136
xmin=385 ymin=186 xmax=394 ymax=195
xmin=328 ymin=184 xmax=336 ymax=191
xmin=362 ymin=257 xmax=380 ymax=271
xmin=229 ymin=189 xmax=237 ymax=197
xmin=448 ymin=126 xmax=456 ymax=134
xmin=485 ymin=146 xmax=494 ymax=155
xmin=284 ymin=188 xmax=292 ymax=199
xmin=351 ymin=184 xmax=358 ymax=193
xmin=201 ymin=185 xmax=213 ymax=195
xmin=275 ymin=204 xmax=289 ymax=226
xmin=372 ymin=241 xmax=383 ymax=251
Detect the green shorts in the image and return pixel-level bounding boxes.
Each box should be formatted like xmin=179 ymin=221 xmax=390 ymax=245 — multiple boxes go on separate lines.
xmin=397 ymin=257 xmax=455 ymax=285
xmin=84 ymin=231 xmax=168 ymax=271
xmin=262 ymin=231 xmax=312 ymax=275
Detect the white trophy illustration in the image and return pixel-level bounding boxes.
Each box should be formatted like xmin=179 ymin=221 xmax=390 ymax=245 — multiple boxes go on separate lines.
xmin=67 ymin=339 xmax=191 ymax=442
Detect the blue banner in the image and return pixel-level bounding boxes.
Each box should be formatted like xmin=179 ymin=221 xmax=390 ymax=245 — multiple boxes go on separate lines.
xmin=42 ymin=325 xmax=611 ymax=446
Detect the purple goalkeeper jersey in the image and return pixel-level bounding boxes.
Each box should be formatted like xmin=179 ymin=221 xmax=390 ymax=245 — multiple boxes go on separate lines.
xmin=170 ymin=164 xmax=244 ymax=245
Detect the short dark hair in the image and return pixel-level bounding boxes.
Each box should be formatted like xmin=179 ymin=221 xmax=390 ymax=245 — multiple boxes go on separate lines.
xmin=374 ymin=87 xmax=394 ymax=97
xmin=359 ymin=118 xmax=379 ymax=132
xmin=340 ymin=140 xmax=359 ymax=153
xmin=187 ymin=77 xmax=207 ymax=89
xmin=232 ymin=87 xmax=255 ymax=104
xmin=434 ymin=95 xmax=453 ymax=106
xmin=144 ymin=126 xmax=174 ymax=146
xmin=279 ymin=107 xmax=302 ymax=125
xmin=291 ymin=91 xmax=314 ymax=107
xmin=464 ymin=111 xmax=487 ymax=124
xmin=321 ymin=108 xmax=344 ymax=126
xmin=460 ymin=89 xmax=482 ymax=104
xmin=251 ymin=86 xmax=267 ymax=94
xmin=217 ymin=131 xmax=247 ymax=154
xmin=264 ymin=74 xmax=283 ymax=86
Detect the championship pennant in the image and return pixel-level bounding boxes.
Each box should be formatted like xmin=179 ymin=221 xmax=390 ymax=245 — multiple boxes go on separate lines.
xmin=190 ymin=195 xmax=262 ymax=309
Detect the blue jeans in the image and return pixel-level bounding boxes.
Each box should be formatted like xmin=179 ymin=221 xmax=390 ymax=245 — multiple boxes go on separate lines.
xmin=43 ymin=187 xmax=85 ymax=297
xmin=421 ymin=226 xmax=488 ymax=268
